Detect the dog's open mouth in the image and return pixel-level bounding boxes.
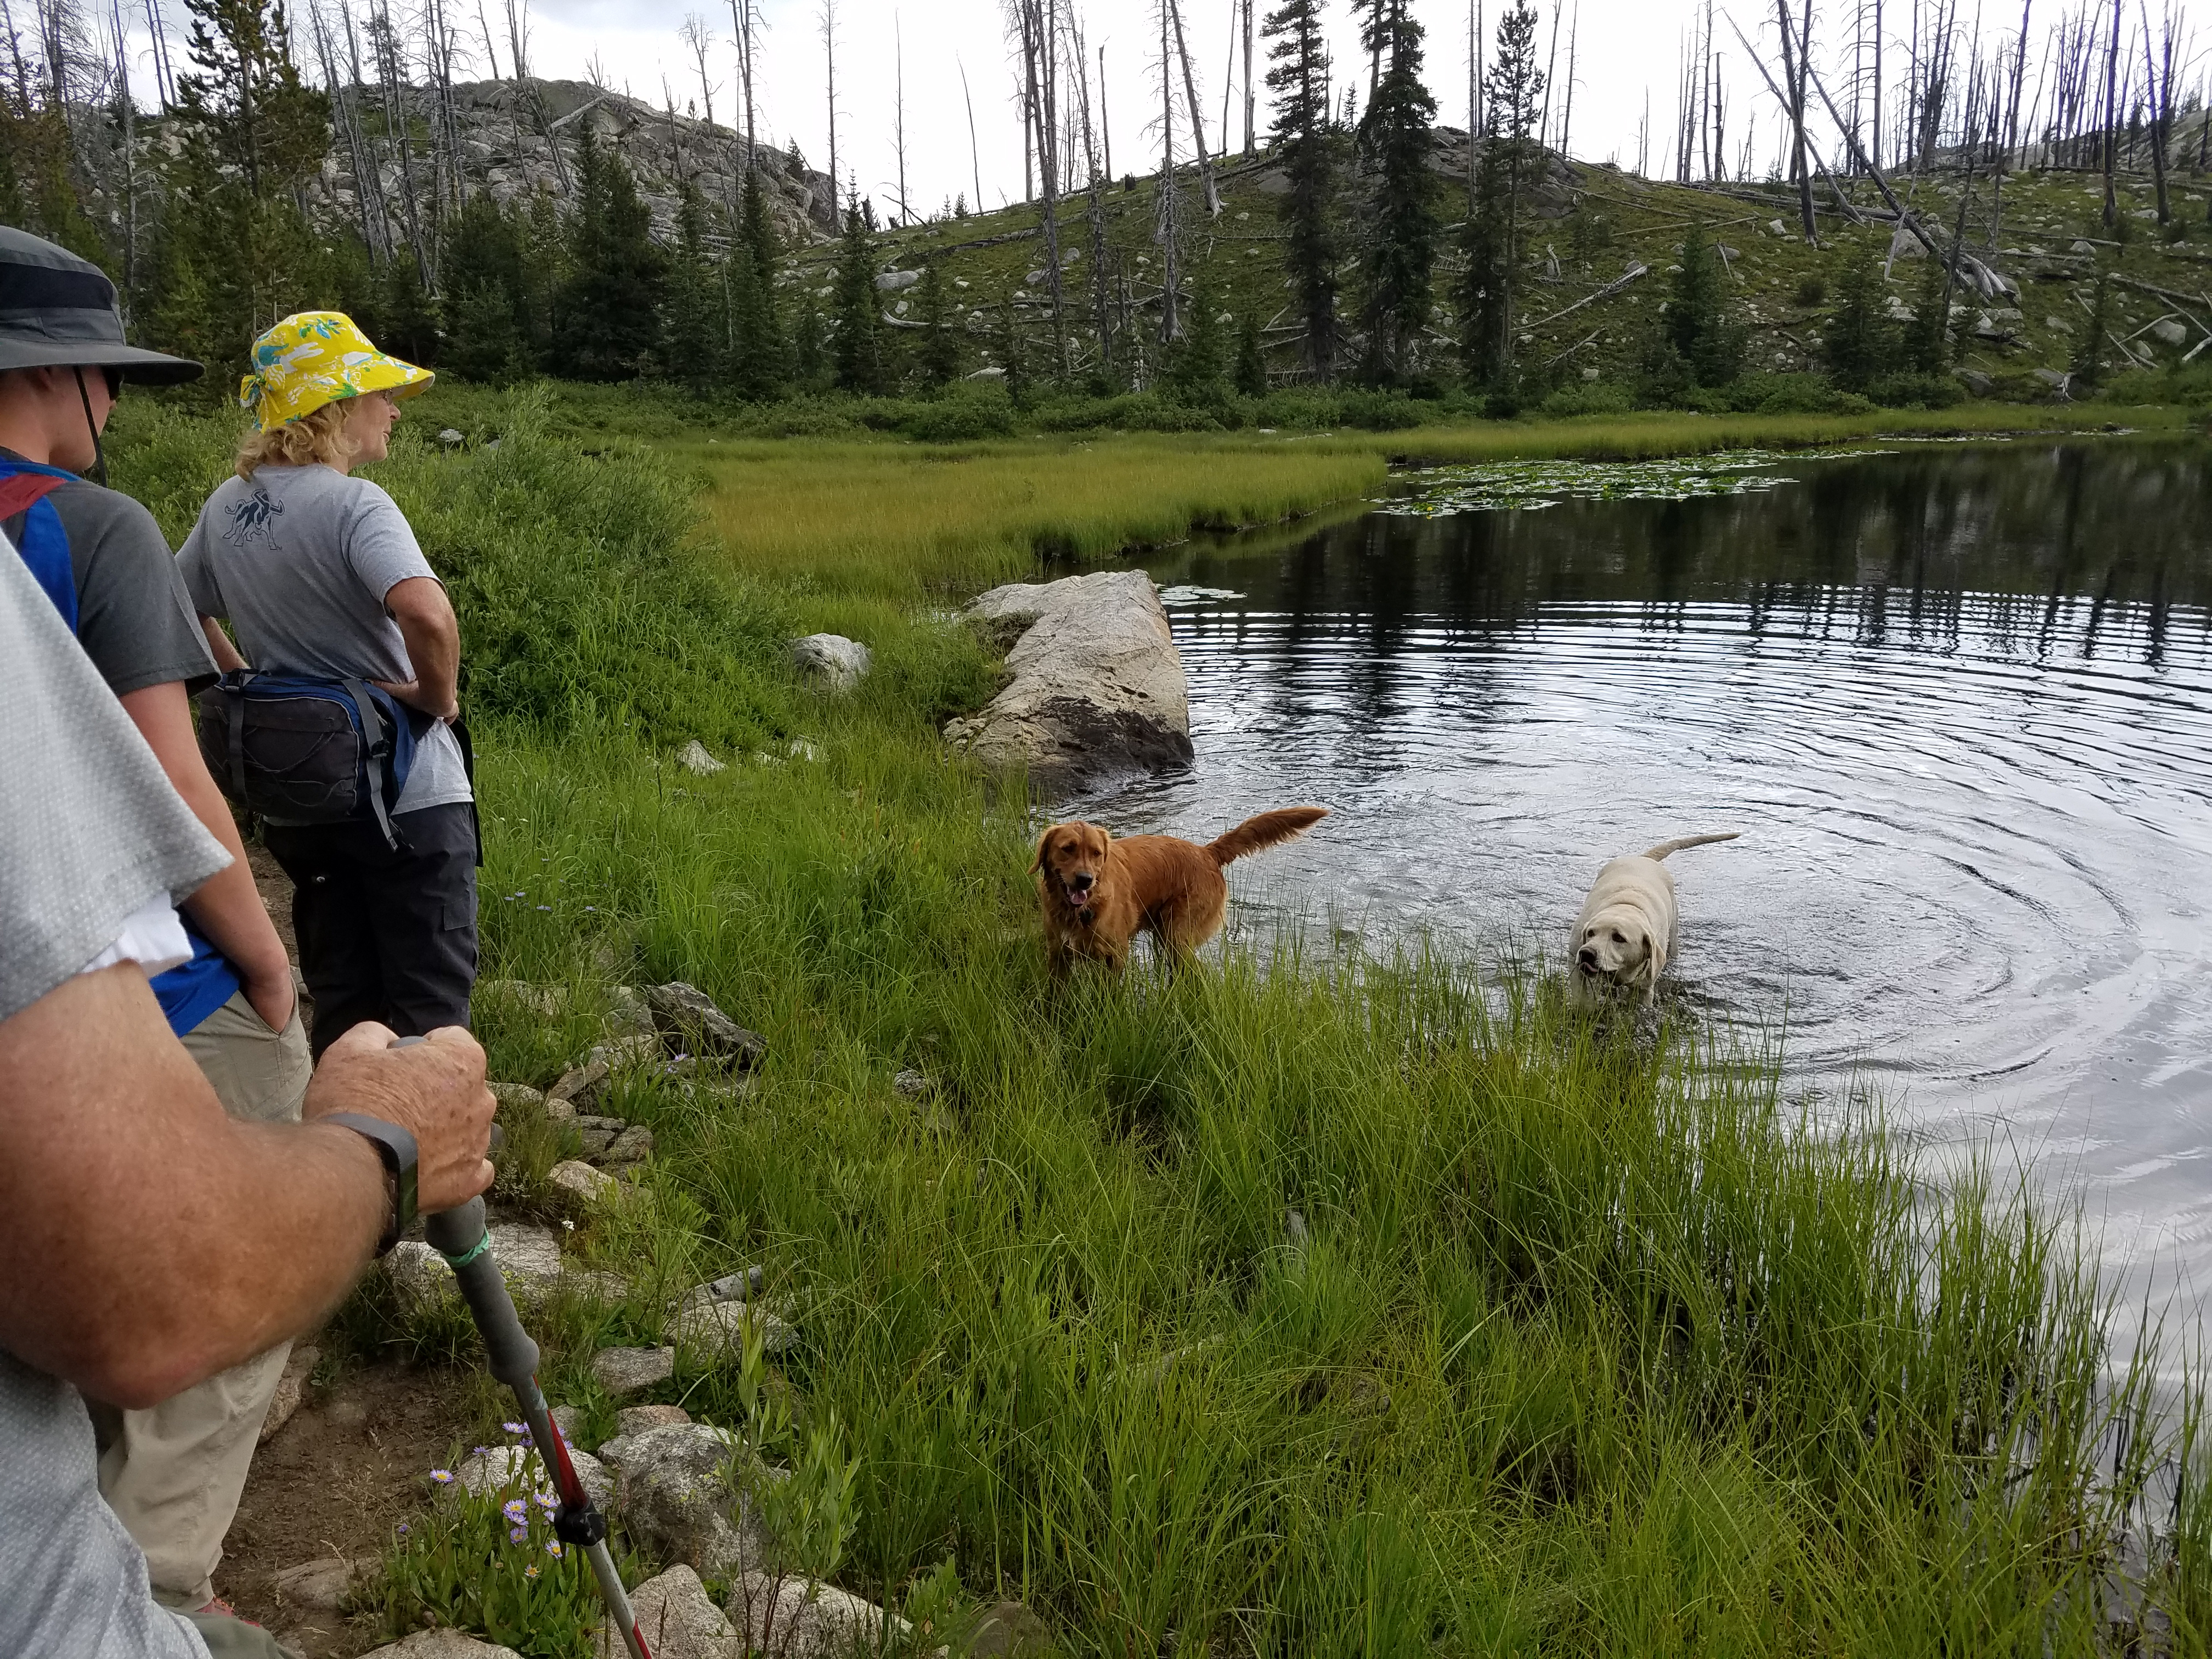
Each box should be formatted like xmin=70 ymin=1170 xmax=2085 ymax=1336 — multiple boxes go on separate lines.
xmin=1063 ymin=883 xmax=1095 ymax=910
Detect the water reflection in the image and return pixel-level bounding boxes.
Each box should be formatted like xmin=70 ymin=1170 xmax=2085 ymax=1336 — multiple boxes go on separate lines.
xmin=1105 ymin=440 xmax=2212 ymax=1298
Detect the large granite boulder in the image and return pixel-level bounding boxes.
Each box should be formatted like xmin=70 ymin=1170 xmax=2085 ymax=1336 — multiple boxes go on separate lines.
xmin=943 ymin=571 xmax=1192 ymax=796
xmin=595 ymin=1422 xmax=781 ymax=1578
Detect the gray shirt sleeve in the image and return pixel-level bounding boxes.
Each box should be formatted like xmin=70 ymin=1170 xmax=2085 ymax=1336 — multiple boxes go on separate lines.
xmin=343 ymin=479 xmax=438 ymax=600
xmin=54 ymin=482 xmax=219 ymax=697
xmin=0 ymin=539 xmax=229 ymax=1022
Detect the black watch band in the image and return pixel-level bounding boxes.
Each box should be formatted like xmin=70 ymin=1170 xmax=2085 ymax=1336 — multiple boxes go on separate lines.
xmin=323 ymin=1113 xmax=419 ymax=1256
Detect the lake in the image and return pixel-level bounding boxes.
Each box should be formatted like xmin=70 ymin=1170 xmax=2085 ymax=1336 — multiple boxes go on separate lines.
xmin=1096 ymin=438 xmax=2212 ymax=1300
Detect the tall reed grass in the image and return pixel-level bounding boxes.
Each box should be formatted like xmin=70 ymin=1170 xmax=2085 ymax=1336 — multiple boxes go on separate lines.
xmin=105 ymin=387 xmax=2212 ymax=1656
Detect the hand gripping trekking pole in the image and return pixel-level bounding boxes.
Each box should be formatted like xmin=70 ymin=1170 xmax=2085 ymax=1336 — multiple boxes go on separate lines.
xmin=395 ymin=1039 xmax=652 ymax=1659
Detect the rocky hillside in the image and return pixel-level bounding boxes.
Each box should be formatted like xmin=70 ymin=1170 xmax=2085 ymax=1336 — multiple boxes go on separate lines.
xmin=312 ymin=77 xmax=838 ymax=251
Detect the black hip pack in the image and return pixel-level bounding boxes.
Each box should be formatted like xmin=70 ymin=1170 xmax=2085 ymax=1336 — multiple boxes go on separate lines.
xmin=196 ymin=672 xmax=422 ymax=849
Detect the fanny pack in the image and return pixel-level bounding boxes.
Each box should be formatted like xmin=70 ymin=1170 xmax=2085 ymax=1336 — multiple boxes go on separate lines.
xmin=196 ymin=672 xmax=424 ymax=849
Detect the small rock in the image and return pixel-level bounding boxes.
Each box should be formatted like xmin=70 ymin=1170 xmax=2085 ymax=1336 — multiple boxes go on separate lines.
xmin=2070 ymin=238 xmax=2098 ymax=253
xmin=548 ymin=1060 xmax=611 ymax=1110
xmin=647 ymin=983 xmax=767 ymax=1067
xmin=790 ymin=634 xmax=872 ymax=691
xmin=2034 ymin=366 xmax=2073 ymax=390
xmin=488 ymin=1082 xmax=546 ymax=1114
xmin=872 ymin=268 xmax=922 ymax=291
xmin=550 ymin=1403 xmax=586 ymax=1448
xmin=1284 ymin=1208 xmax=1309 ymax=1249
xmin=591 ymin=1345 xmax=677 ymax=1396
xmin=691 ymin=1267 xmax=764 ymax=1305
xmin=726 ymin=1573 xmax=909 ymax=1658
xmin=1767 ymin=217 xmax=1787 ymax=235
xmin=785 ymin=737 xmax=822 ymax=763
xmin=587 ymin=1034 xmax=666 ymax=1071
xmin=968 ymin=1599 xmax=1056 ymax=1657
xmin=595 ymin=1124 xmax=656 ymax=1167
xmin=359 ymin=1632 xmax=524 ymax=1659
xmin=452 ymin=1441 xmax=612 ymax=1509
xmin=271 ymin=1555 xmax=352 ymax=1611
xmin=1955 ymin=368 xmax=1996 ymax=397
xmin=550 ymin=1160 xmax=619 ymax=1206
xmin=476 ymin=979 xmax=567 ymax=1018
xmin=2153 ymin=318 xmax=2188 ymax=347
xmin=575 ymin=1114 xmax=628 ymax=1157
xmin=597 ymin=1565 xmax=740 ymax=1658
xmin=258 ymin=1343 xmax=319 ymax=1443
xmin=605 ymin=984 xmax=654 ymax=1036
xmin=596 ymin=1423 xmax=781 ymax=1578
xmin=618 ymin=1402 xmax=693 ymax=1437
xmin=676 ymin=740 xmax=727 ymax=776
xmin=891 ymin=1068 xmax=934 ymax=1099
xmin=544 ymin=1096 xmax=578 ymax=1125
xmin=2046 ymin=313 xmax=2074 ymax=333
xmin=667 ymin=1297 xmax=794 ymax=1361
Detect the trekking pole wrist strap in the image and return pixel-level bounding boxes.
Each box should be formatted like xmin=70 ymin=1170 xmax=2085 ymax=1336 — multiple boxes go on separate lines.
xmin=323 ymin=1112 xmax=419 ymax=1256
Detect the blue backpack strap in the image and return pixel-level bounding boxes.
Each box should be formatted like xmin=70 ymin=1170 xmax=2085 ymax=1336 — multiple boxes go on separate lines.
xmin=0 ymin=460 xmax=82 ymax=631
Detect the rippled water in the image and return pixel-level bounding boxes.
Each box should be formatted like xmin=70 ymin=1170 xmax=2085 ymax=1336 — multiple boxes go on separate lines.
xmin=1096 ymin=439 xmax=2212 ymax=1294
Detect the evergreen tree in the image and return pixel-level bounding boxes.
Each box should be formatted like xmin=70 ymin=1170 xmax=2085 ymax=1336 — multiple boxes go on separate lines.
xmin=1167 ymin=286 xmax=1227 ymax=400
xmin=1901 ymin=250 xmax=1951 ymax=374
xmin=1354 ymin=0 xmax=1437 ymax=385
xmin=792 ymin=295 xmax=828 ymax=390
xmin=439 ymin=194 xmax=528 ymax=382
xmin=1234 ymin=312 xmax=1269 ymax=397
xmin=146 ymin=0 xmax=330 ymax=377
xmin=996 ymin=296 xmax=1029 ymax=407
xmin=1664 ymin=224 xmax=1742 ymax=386
xmin=1263 ymin=0 xmax=1340 ymax=379
xmin=1822 ymin=255 xmax=1897 ymax=392
xmin=2072 ymin=271 xmax=2113 ymax=389
xmin=1458 ymin=2 xmax=1543 ymax=390
xmin=730 ymin=168 xmax=786 ymax=397
xmin=554 ymin=126 xmax=668 ymax=380
xmin=915 ymin=261 xmax=961 ymax=388
xmin=830 ymin=197 xmax=886 ymax=394
xmin=373 ymin=250 xmax=441 ymax=366
xmin=663 ymin=180 xmax=724 ymax=389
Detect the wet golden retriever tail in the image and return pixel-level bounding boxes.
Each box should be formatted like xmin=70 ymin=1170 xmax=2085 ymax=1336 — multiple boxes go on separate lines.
xmin=1641 ymin=832 xmax=1741 ymax=861
xmin=1205 ymin=806 xmax=1330 ymax=866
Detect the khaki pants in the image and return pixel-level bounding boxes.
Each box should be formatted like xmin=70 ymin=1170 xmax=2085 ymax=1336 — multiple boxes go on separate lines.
xmin=91 ymin=990 xmax=313 ymax=1610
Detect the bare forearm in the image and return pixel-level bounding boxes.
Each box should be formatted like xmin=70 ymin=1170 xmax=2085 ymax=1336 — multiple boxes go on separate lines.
xmin=199 ymin=614 xmax=248 ymax=673
xmin=0 ymin=967 xmax=384 ymax=1406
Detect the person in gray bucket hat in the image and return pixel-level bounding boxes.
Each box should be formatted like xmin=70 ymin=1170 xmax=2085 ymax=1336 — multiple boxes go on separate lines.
xmin=0 ymin=226 xmax=322 ymax=1651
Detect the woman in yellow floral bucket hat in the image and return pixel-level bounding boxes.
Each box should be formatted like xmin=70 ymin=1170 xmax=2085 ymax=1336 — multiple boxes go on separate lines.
xmin=235 ymin=311 xmax=433 ymax=478
xmin=179 ymin=307 xmax=479 ymax=1063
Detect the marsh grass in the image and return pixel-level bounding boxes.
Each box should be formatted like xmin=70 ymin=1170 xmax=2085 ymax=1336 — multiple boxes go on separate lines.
xmin=105 ymin=391 xmax=2212 ymax=1654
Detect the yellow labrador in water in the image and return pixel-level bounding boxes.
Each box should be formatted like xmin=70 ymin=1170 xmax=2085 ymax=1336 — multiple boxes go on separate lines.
xmin=1570 ymin=833 xmax=1741 ymax=1002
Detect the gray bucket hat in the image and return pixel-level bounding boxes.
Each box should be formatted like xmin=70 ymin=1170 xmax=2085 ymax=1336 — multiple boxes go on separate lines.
xmin=0 ymin=225 xmax=202 ymax=385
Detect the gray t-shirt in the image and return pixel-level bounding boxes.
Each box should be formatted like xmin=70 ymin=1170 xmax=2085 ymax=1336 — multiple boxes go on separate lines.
xmin=0 ymin=447 xmax=217 ymax=698
xmin=0 ymin=540 xmax=221 ymax=1659
xmin=176 ymin=464 xmax=471 ymax=816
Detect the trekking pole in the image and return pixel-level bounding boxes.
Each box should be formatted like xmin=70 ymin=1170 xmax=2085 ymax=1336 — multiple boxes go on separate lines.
xmin=395 ymin=1038 xmax=653 ymax=1659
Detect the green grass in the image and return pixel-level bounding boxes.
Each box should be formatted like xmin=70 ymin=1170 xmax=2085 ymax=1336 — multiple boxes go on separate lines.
xmin=105 ymin=388 xmax=2212 ymax=1656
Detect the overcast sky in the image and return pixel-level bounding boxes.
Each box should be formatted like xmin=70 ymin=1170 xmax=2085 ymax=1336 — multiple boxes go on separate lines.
xmin=100 ymin=0 xmax=2205 ymax=216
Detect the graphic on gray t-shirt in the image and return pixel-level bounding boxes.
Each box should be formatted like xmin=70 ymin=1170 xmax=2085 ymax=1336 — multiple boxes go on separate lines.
xmin=177 ymin=464 xmax=472 ymax=816
xmin=0 ymin=544 xmax=218 ymax=1659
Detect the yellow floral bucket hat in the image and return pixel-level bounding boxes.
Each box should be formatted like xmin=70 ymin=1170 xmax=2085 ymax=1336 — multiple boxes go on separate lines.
xmin=239 ymin=311 xmax=433 ymax=431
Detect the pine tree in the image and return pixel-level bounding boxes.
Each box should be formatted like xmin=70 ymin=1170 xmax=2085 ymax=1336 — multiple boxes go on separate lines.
xmin=1263 ymin=0 xmax=1340 ymax=379
xmin=146 ymin=0 xmax=331 ymax=376
xmin=1234 ymin=311 xmax=1269 ymax=396
xmin=792 ymin=296 xmax=828 ymax=390
xmin=730 ymin=167 xmax=786 ymax=396
xmin=1822 ymin=255 xmax=1897 ymax=392
xmin=996 ymin=295 xmax=1029 ymax=407
xmin=2072 ymin=271 xmax=2113 ymax=389
xmin=915 ymin=261 xmax=962 ymax=388
xmin=1355 ymin=0 xmax=1437 ymax=384
xmin=663 ymin=180 xmax=725 ymax=390
xmin=830 ymin=196 xmax=885 ymax=394
xmin=1664 ymin=224 xmax=1742 ymax=386
xmin=1901 ymin=250 xmax=1951 ymax=375
xmin=439 ymin=194 xmax=528 ymax=382
xmin=1458 ymin=2 xmax=1543 ymax=390
xmin=1168 ymin=286 xmax=1227 ymax=401
xmin=554 ymin=126 xmax=669 ymax=381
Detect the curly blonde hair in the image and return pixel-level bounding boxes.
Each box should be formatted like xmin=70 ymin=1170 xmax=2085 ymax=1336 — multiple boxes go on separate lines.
xmin=235 ymin=399 xmax=358 ymax=479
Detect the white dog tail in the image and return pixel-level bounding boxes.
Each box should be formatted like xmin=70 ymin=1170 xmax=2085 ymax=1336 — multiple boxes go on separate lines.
xmin=1643 ymin=832 xmax=1741 ymax=861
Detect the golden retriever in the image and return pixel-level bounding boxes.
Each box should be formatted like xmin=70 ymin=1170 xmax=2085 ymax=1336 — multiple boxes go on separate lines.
xmin=1571 ymin=833 xmax=1740 ymax=1001
xmin=1034 ymin=808 xmax=1329 ymax=973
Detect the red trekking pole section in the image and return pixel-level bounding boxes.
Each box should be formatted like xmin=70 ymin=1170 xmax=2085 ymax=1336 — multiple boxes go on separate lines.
xmin=423 ymin=1195 xmax=652 ymax=1659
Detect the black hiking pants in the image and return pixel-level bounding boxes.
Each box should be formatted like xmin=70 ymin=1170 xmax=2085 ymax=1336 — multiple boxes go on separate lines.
xmin=264 ymin=802 xmax=479 ymax=1060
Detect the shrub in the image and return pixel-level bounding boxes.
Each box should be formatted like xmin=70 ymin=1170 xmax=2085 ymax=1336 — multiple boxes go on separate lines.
xmin=1795 ymin=274 xmax=1827 ymax=308
xmin=1334 ymin=390 xmax=1424 ymax=431
xmin=1866 ymin=371 xmax=1965 ymax=409
xmin=1538 ymin=381 xmax=1634 ymax=417
xmin=901 ymin=387 xmax=1017 ymax=442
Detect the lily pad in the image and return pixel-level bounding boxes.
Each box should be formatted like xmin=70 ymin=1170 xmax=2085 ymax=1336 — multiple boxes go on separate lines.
xmin=1376 ymin=449 xmax=1895 ymax=517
